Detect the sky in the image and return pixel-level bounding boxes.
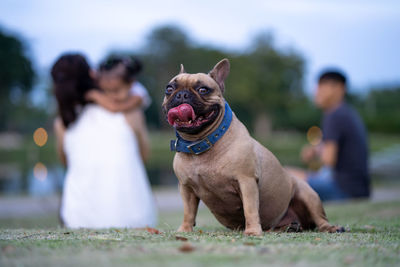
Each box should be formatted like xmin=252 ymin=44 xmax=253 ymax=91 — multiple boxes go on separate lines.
xmin=0 ymin=0 xmax=399 ymax=95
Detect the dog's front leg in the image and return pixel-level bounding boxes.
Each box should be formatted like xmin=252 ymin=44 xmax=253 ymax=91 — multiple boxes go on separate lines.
xmin=177 ymin=183 xmax=200 ymax=233
xmin=238 ymin=178 xmax=263 ymax=236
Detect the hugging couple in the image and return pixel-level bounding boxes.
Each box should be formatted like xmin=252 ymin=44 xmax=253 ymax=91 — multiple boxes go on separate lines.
xmin=51 ymin=53 xmax=157 ymax=228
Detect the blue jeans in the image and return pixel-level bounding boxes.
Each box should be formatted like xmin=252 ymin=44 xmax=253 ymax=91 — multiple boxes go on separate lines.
xmin=307 ymin=167 xmax=349 ymax=202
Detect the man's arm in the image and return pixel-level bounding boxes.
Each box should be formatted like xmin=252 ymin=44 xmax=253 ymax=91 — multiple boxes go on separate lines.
xmin=321 ymin=141 xmax=338 ymax=167
xmin=86 ymin=90 xmax=120 ymax=112
xmin=54 ymin=117 xmax=67 ymax=166
xmin=300 ymin=141 xmax=337 ymax=168
xmin=124 ymin=110 xmax=150 ymax=162
xmin=86 ymin=90 xmax=143 ymax=113
xmin=320 ymin=113 xmax=340 ymax=168
xmin=117 ymin=95 xmax=143 ymax=112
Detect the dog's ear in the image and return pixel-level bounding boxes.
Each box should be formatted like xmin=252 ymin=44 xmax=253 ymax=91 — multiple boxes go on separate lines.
xmin=209 ymin=58 xmax=230 ymax=93
xmin=179 ymin=64 xmax=186 ymax=74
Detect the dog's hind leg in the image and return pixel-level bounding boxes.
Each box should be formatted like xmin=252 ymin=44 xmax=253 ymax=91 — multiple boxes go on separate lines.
xmin=290 ymin=178 xmax=345 ymax=233
xmin=273 ymin=206 xmax=303 ymax=232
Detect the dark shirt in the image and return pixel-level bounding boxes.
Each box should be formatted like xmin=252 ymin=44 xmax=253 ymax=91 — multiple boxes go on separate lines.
xmin=322 ymin=102 xmax=370 ymax=198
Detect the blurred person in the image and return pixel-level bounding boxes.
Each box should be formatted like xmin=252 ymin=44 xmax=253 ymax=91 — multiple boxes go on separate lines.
xmin=88 ymin=56 xmax=151 ymax=112
xmin=51 ymin=53 xmax=157 ymax=228
xmin=86 ymin=56 xmax=151 ymax=161
xmin=287 ymin=70 xmax=370 ymax=201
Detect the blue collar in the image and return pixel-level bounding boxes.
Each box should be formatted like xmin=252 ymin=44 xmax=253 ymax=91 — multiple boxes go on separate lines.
xmin=170 ymin=102 xmax=233 ymax=155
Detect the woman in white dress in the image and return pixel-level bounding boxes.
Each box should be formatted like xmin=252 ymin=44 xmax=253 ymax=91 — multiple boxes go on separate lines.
xmin=51 ymin=53 xmax=157 ymax=228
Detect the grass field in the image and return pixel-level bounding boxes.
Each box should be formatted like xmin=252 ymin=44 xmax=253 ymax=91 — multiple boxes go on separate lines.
xmin=1 ymin=131 xmax=399 ymax=266
xmin=1 ymin=200 xmax=400 ymax=267
xmin=2 ymin=130 xmax=400 ymax=169
xmin=1 ymin=131 xmax=399 ymax=188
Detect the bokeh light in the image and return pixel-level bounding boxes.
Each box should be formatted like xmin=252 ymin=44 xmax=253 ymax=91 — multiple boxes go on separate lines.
xmin=33 ymin=162 xmax=47 ymax=181
xmin=33 ymin=127 xmax=48 ymax=147
xmin=307 ymin=126 xmax=323 ymax=146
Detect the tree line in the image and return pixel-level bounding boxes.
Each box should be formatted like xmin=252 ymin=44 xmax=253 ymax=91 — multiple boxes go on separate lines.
xmin=0 ymin=25 xmax=399 ymax=134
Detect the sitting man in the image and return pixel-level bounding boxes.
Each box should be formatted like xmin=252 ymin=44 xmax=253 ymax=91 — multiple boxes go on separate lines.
xmin=288 ymin=70 xmax=370 ymax=201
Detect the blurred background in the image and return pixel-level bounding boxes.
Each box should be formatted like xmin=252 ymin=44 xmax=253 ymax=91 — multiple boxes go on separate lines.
xmin=0 ymin=0 xmax=399 ymax=222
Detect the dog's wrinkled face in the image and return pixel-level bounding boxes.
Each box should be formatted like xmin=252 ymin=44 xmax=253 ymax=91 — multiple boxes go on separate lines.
xmin=162 ymin=59 xmax=230 ymax=135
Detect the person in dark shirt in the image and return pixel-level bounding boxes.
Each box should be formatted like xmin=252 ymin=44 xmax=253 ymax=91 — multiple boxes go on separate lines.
xmin=287 ymin=70 xmax=370 ymax=201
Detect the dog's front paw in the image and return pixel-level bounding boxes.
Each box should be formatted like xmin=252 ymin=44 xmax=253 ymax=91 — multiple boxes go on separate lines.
xmin=177 ymin=224 xmax=193 ymax=233
xmin=244 ymin=225 xmax=263 ymax=236
xmin=319 ymin=224 xmax=346 ymax=233
xmin=330 ymin=225 xmax=346 ymax=233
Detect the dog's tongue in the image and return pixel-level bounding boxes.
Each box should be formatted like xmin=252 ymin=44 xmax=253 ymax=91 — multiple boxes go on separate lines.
xmin=167 ymin=104 xmax=196 ymax=125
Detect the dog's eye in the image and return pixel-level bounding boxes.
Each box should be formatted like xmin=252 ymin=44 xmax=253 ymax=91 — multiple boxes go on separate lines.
xmin=198 ymin=87 xmax=209 ymax=95
xmin=165 ymin=86 xmax=174 ymax=95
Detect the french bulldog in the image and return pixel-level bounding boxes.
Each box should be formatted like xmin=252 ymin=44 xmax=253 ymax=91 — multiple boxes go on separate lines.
xmin=162 ymin=59 xmax=344 ymax=236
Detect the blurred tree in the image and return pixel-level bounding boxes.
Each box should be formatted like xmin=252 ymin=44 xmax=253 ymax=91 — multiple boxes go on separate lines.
xmin=353 ymin=86 xmax=400 ymax=133
xmin=0 ymin=29 xmax=35 ymax=131
xmin=225 ymin=33 xmax=308 ymax=135
xmin=106 ymin=25 xmax=364 ymax=134
xmin=133 ymin=25 xmax=313 ymax=133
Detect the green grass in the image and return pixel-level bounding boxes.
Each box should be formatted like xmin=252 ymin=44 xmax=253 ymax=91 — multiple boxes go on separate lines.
xmin=1 ymin=200 xmax=400 ymax=267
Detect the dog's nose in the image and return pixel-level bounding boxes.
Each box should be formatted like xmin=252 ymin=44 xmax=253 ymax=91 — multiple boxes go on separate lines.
xmin=175 ymin=90 xmax=189 ymax=100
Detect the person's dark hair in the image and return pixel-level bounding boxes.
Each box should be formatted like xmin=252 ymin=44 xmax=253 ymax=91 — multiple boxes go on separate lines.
xmin=99 ymin=55 xmax=143 ymax=83
xmin=318 ymin=70 xmax=347 ymax=87
xmin=51 ymin=53 xmax=97 ymax=128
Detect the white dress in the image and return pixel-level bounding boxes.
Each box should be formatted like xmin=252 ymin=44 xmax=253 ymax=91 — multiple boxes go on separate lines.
xmin=61 ymin=105 xmax=157 ymax=228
